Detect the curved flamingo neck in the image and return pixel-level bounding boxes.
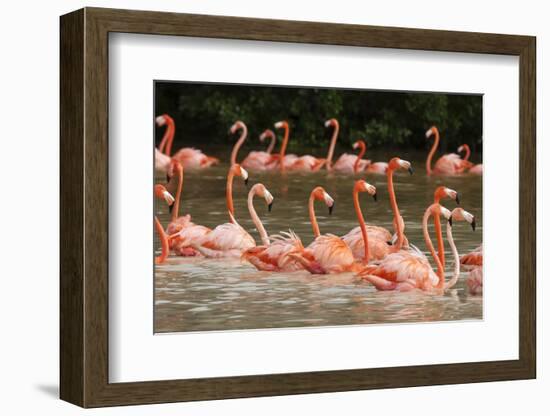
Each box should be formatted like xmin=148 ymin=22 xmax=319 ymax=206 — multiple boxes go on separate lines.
xmin=461 ymin=144 xmax=471 ymax=161
xmin=226 ymin=169 xmax=236 ymax=223
xmin=444 ymin=221 xmax=460 ymax=290
xmin=422 ymin=207 xmax=445 ymax=287
xmin=230 ymin=125 xmax=248 ymax=165
xmin=326 ymin=122 xmax=340 ymax=171
xmin=353 ymin=141 xmax=366 ymax=173
xmin=278 ymin=124 xmax=290 ymax=172
xmin=387 ymin=168 xmax=404 ymax=250
xmin=433 ymin=194 xmax=446 ymax=269
xmin=426 ymin=128 xmax=440 ymax=175
xmin=265 ymin=132 xmax=276 ymax=154
xmin=159 ymin=117 xmax=175 ymax=156
xmin=248 ymin=188 xmax=270 ymax=246
xmin=309 ymin=193 xmax=321 ymax=238
xmin=353 ymin=187 xmax=369 ymax=262
xmin=171 ymin=167 xmax=183 ymax=222
xmin=154 ymin=217 xmax=169 ymax=264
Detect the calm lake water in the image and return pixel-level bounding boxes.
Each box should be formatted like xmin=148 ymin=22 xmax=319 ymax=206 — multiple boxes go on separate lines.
xmin=154 ymin=149 xmax=482 ymax=333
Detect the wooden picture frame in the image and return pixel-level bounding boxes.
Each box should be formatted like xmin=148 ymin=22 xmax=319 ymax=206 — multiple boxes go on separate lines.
xmin=60 ymin=7 xmax=536 ymax=408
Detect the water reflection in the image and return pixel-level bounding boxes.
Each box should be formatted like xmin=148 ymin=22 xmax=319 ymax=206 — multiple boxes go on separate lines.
xmin=154 ymin=151 xmax=482 ymax=333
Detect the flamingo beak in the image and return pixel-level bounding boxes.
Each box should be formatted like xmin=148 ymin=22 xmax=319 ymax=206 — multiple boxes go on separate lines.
xmin=386 ymin=240 xmax=393 ymax=246
xmin=455 ymin=193 xmax=460 ymax=205
xmin=328 ymin=203 xmax=334 ymax=215
xmin=471 ymin=217 xmax=476 ymax=231
xmin=448 ymin=217 xmax=453 ymax=227
xmin=268 ymin=202 xmax=273 ymax=212
xmin=244 ymin=177 xmax=249 ymax=186
xmin=372 ymin=192 xmax=377 ymax=202
xmin=408 ymin=166 xmax=414 ymax=175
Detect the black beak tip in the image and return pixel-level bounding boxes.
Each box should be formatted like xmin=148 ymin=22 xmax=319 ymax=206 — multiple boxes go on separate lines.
xmin=386 ymin=241 xmax=393 ymax=246
xmin=372 ymin=192 xmax=377 ymax=202
xmin=448 ymin=217 xmax=453 ymax=227
xmin=471 ymin=218 xmax=476 ymax=231
xmin=168 ymin=203 xmax=174 ymax=214
xmin=328 ymin=204 xmax=334 ymax=215
xmin=244 ymin=178 xmax=249 ymax=186
xmin=455 ymin=193 xmax=460 ymax=205
xmin=408 ymin=167 xmax=414 ymax=175
xmin=268 ymin=202 xmax=273 ymax=212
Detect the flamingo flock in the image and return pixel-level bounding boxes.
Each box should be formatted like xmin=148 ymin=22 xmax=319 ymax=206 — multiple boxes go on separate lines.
xmin=154 ymin=115 xmax=483 ymax=296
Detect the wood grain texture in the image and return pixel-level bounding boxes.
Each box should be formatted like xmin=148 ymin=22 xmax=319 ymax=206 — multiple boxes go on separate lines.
xmin=59 ymin=7 xmax=537 ymax=408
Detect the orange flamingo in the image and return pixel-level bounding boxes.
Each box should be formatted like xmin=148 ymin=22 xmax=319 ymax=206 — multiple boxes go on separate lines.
xmin=386 ymin=157 xmax=414 ymax=251
xmin=268 ymin=120 xmax=300 ymax=171
xmin=425 ymin=126 xmax=470 ymax=175
xmin=460 ymin=245 xmax=482 ymax=270
xmin=241 ymin=129 xmax=277 ymax=171
xmin=287 ymin=187 xmax=360 ymax=274
xmin=153 ymin=184 xmax=174 ymax=264
xmin=277 ymin=120 xmax=326 ymax=172
xmin=432 ymin=186 xmax=460 ymax=271
xmin=458 ymin=144 xmax=482 ymax=175
xmin=358 ymin=204 xmax=453 ymax=292
xmin=341 ymin=181 xmax=392 ymax=262
xmin=156 ymin=114 xmax=219 ymax=170
xmin=191 ymin=164 xmax=256 ymax=258
xmin=332 ymin=139 xmax=371 ymax=174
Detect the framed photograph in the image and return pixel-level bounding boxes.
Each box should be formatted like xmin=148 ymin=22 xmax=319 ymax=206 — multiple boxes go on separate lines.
xmin=60 ymin=7 xmax=536 ymax=408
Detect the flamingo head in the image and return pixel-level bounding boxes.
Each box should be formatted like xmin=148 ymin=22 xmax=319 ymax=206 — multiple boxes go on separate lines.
xmin=259 ymin=129 xmax=275 ymax=142
xmin=312 ymin=186 xmax=335 ymax=215
xmin=425 ymin=126 xmax=438 ymax=139
xmin=457 ymin=144 xmax=470 ymax=155
xmin=355 ymin=180 xmax=377 ymax=201
xmin=231 ymin=163 xmax=249 ymax=186
xmin=352 ymin=140 xmax=366 ymax=150
xmin=251 ymin=183 xmax=274 ymax=212
xmin=154 ymin=184 xmax=175 ymax=206
xmin=388 ymin=157 xmax=413 ymax=175
xmin=229 ymin=120 xmax=245 ymax=135
xmin=451 ymin=208 xmax=476 ymax=231
xmin=324 ymin=118 xmax=339 ymax=129
xmin=274 ymin=120 xmax=288 ymax=130
xmin=430 ymin=204 xmax=452 ymax=225
xmin=434 ymin=186 xmax=460 ymax=205
xmin=155 ymin=114 xmax=173 ymax=127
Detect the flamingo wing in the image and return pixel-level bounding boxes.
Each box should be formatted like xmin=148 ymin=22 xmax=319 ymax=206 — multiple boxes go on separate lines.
xmin=194 ymin=223 xmax=255 ymax=258
xmin=341 ymin=225 xmax=392 ymax=261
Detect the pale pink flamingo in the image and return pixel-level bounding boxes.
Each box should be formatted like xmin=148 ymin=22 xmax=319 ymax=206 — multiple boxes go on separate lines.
xmin=358 ymin=204 xmax=458 ymax=292
xmin=466 ymin=267 xmax=483 ymax=295
xmin=156 ymin=114 xmax=219 ymax=170
xmin=332 ymin=139 xmax=371 ymax=174
xmin=240 ymin=185 xmax=308 ymax=272
xmin=241 ymin=129 xmax=277 ymax=171
xmin=458 ymin=144 xmax=483 ymax=175
xmin=426 ymin=126 xmax=470 ymax=175
xmin=287 ymin=187 xmax=360 ymax=274
xmin=154 ymin=114 xmax=174 ymax=172
xmin=191 ymin=164 xmax=257 ymax=258
xmin=341 ymin=181 xmax=393 ymax=262
xmin=363 ymin=142 xmax=389 ymax=175
xmin=432 ymin=186 xmax=460 ymax=271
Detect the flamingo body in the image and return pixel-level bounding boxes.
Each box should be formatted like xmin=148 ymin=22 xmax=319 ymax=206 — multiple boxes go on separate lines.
xmin=242 ymin=232 xmax=305 ymax=272
xmin=332 ymin=153 xmax=370 ymax=174
xmin=341 ymin=225 xmax=392 ymax=261
xmin=460 ymin=245 xmax=483 ymax=270
xmin=366 ymin=162 xmax=389 ymax=174
xmin=289 ymin=155 xmax=326 ymax=172
xmin=469 ymin=164 xmax=483 ymax=175
xmin=467 ymin=267 xmax=483 ymax=295
xmin=193 ymin=222 xmax=255 ymax=258
xmin=155 ymin=148 xmax=171 ymax=173
xmin=172 ymin=147 xmax=219 ymax=170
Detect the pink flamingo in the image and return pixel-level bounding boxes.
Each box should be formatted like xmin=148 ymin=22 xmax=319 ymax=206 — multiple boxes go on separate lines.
xmin=287 ymin=187 xmax=360 ymax=274
xmin=458 ymin=144 xmax=483 ymax=175
xmin=363 ymin=142 xmax=389 ymax=175
xmin=156 ymin=114 xmax=219 ymax=170
xmin=241 ymin=129 xmax=277 ymax=171
xmin=426 ymin=126 xmax=470 ymax=175
xmin=332 ymin=139 xmax=371 ymax=174
xmin=466 ymin=267 xmax=483 ymax=295
xmin=341 ymin=180 xmax=393 ymax=262
xmin=386 ymin=157 xmax=414 ymax=251
xmin=358 ymin=204 xmax=451 ymax=292
xmin=191 ymin=164 xmax=257 ymax=258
